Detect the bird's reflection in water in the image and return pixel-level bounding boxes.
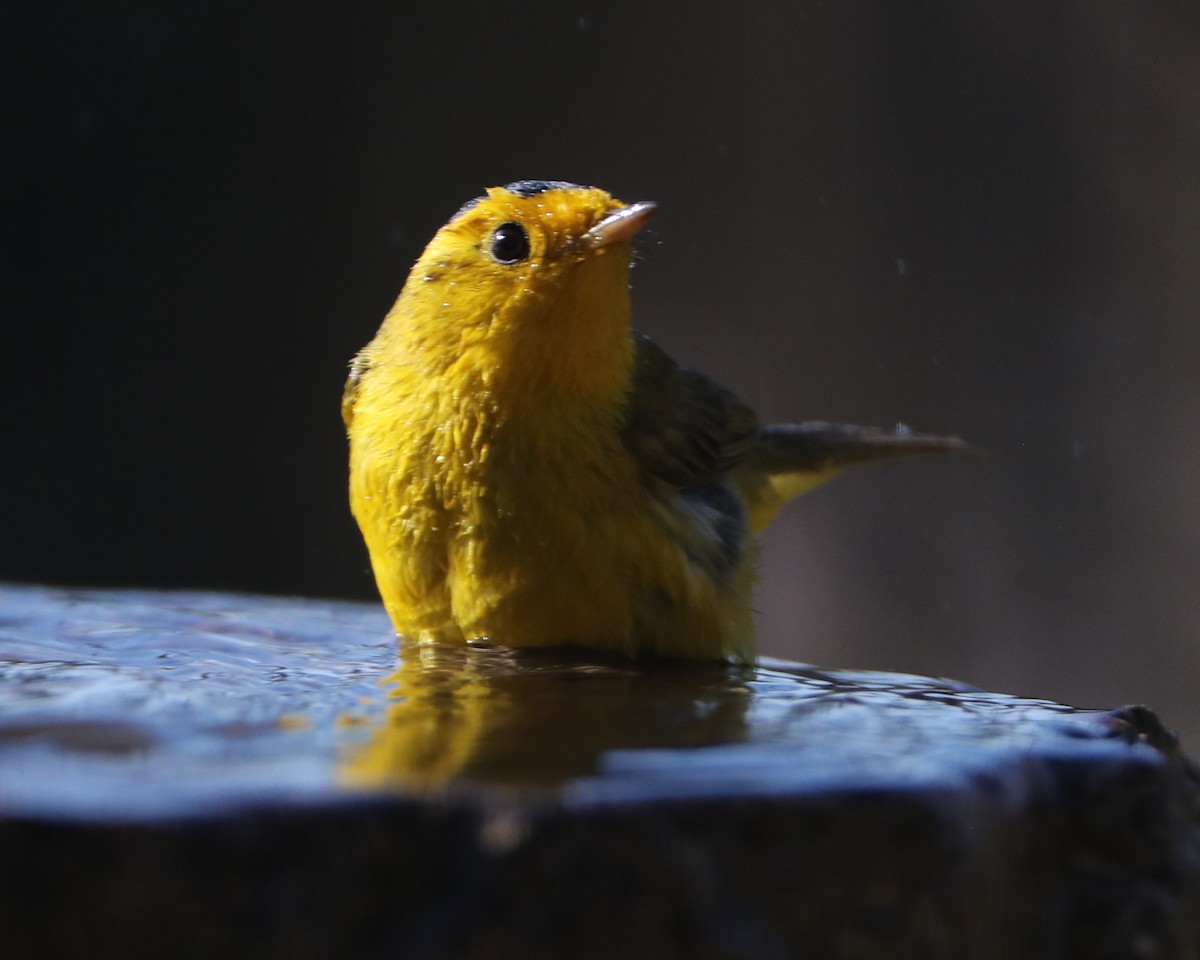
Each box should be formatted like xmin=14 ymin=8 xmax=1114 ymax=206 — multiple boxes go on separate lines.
xmin=339 ymin=642 xmax=754 ymax=792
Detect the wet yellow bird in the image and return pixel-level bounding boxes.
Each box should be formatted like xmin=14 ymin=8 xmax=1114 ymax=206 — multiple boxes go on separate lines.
xmin=344 ymin=181 xmax=967 ymax=662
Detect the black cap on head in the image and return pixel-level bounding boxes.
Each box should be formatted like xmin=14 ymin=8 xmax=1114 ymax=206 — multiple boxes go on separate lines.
xmin=503 ymin=180 xmax=587 ymax=197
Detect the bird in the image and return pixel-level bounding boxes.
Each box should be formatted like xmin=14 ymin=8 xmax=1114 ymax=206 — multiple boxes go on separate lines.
xmin=344 ymin=180 xmax=969 ymax=662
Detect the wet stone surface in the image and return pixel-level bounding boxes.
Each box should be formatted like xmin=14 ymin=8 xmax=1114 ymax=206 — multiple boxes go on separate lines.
xmin=1 ymin=583 xmax=1198 ymax=959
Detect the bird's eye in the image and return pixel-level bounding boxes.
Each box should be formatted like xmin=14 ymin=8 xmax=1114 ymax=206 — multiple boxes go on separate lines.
xmin=489 ymin=222 xmax=530 ymax=264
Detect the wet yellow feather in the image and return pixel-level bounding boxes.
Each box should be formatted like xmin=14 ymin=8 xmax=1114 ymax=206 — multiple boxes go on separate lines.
xmin=346 ymin=182 xmax=967 ymax=662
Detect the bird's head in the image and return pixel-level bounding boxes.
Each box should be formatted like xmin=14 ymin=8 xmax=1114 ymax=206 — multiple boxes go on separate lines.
xmin=385 ymin=180 xmax=656 ymax=406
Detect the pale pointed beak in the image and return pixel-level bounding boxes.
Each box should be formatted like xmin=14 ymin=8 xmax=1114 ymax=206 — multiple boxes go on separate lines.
xmin=583 ymin=201 xmax=657 ymax=250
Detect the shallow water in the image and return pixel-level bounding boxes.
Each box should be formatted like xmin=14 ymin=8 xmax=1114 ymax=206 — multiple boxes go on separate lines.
xmin=0 ymin=583 xmax=1140 ymax=820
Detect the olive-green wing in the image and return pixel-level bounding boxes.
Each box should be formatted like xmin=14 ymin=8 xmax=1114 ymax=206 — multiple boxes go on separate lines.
xmin=621 ymin=334 xmax=974 ymax=535
xmin=620 ymin=335 xmax=760 ymax=489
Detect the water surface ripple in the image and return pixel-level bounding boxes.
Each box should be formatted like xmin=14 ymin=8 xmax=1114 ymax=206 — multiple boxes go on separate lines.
xmin=0 ymin=584 xmax=1146 ymax=820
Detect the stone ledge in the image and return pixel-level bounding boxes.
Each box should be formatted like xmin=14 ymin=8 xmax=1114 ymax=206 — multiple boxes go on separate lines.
xmin=0 ymin=584 xmax=1197 ymax=958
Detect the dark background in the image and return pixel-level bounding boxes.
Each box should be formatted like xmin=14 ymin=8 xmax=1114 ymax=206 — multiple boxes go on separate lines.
xmin=6 ymin=3 xmax=1200 ymax=740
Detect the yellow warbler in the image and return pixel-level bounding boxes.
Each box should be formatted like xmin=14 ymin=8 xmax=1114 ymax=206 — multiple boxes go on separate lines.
xmin=345 ymin=181 xmax=967 ymax=661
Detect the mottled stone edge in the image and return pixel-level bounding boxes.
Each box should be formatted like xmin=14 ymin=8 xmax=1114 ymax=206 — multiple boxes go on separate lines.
xmin=1 ymin=706 xmax=1197 ymax=959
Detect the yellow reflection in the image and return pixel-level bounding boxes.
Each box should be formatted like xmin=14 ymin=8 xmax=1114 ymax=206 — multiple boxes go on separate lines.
xmin=339 ymin=642 xmax=753 ymax=793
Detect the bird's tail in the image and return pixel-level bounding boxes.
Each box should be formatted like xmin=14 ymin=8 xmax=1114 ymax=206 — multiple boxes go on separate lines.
xmin=737 ymin=422 xmax=976 ymax=533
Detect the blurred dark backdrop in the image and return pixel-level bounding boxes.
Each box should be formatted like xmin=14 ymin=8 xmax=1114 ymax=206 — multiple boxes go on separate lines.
xmin=5 ymin=3 xmax=1199 ymax=739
